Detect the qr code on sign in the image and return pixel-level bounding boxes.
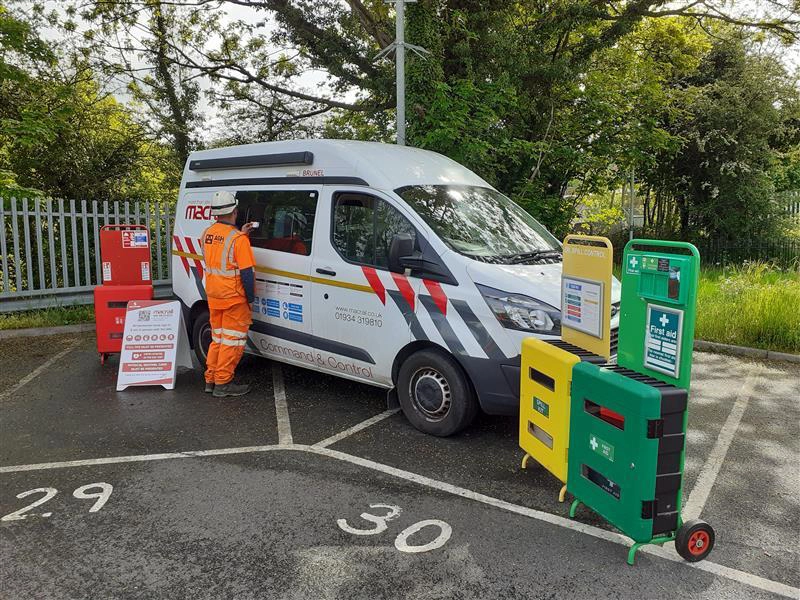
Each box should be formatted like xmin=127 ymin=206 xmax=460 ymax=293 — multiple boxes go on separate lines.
xmin=138 ymin=310 xmax=151 ymax=322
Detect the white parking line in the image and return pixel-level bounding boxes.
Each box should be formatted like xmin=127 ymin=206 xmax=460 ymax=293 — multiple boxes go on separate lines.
xmin=272 ymin=363 xmax=293 ymax=445
xmin=0 ymin=445 xmax=286 ymax=474
xmin=313 ymin=409 xmax=400 ymax=449
xmin=0 ymin=442 xmax=797 ymax=598
xmin=683 ymin=365 xmax=764 ymax=521
xmin=0 ymin=340 xmax=80 ymax=402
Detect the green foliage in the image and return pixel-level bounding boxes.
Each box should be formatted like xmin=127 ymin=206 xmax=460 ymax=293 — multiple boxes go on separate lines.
xmin=645 ymin=34 xmax=799 ymax=241
xmin=696 ymin=262 xmax=800 ymax=353
xmin=0 ymin=6 xmax=180 ymax=202
xmin=411 ymin=78 xmax=524 ymax=186
xmin=0 ymin=304 xmax=94 ymax=330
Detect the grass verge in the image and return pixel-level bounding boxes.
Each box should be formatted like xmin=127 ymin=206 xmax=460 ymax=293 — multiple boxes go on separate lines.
xmin=0 ymin=304 xmax=95 ymax=330
xmin=1 ymin=262 xmax=798 ymax=354
xmin=695 ymin=263 xmax=799 ymax=354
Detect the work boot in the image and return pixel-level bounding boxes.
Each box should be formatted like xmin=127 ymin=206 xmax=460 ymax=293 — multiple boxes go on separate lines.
xmin=213 ymin=383 xmax=251 ymax=398
xmin=204 ymin=382 xmax=215 ymax=394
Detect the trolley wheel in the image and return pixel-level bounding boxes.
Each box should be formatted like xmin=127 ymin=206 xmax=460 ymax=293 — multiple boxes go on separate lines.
xmin=100 ymin=353 xmax=106 ymax=365
xmin=675 ymin=519 xmax=715 ymax=562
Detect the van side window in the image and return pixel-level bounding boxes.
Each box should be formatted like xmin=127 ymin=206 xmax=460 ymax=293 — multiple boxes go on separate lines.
xmin=235 ymin=190 xmax=317 ymax=256
xmin=332 ymin=192 xmax=416 ymax=268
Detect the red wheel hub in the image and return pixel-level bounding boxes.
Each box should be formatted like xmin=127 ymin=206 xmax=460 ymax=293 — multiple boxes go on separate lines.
xmin=688 ymin=530 xmax=710 ymax=556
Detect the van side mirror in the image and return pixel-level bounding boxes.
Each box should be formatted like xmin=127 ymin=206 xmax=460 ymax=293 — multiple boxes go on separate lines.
xmin=388 ymin=233 xmax=414 ymax=273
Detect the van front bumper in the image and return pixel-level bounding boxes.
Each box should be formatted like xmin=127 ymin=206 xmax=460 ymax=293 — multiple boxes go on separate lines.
xmin=458 ymin=355 xmax=521 ymax=416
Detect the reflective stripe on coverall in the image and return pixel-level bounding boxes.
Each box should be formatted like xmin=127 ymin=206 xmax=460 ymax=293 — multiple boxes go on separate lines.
xmin=202 ymin=222 xmax=255 ymax=385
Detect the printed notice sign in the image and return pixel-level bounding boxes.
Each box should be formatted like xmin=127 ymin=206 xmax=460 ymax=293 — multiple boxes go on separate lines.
xmin=116 ymin=300 xmax=192 ymax=391
xmin=561 ymin=276 xmax=604 ymax=338
xmin=122 ymin=230 xmax=149 ymax=248
xmin=644 ymin=304 xmax=683 ymax=378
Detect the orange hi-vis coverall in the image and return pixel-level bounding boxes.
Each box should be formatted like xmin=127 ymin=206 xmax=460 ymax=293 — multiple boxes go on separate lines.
xmin=201 ymin=222 xmax=255 ymax=386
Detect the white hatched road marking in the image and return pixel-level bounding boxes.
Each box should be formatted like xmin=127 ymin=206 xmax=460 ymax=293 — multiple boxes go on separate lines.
xmin=313 ymin=409 xmax=400 ymax=448
xmin=683 ymin=365 xmax=764 ymax=521
xmin=272 ymin=363 xmax=293 ymax=445
xmin=0 ymin=340 xmax=81 ymax=402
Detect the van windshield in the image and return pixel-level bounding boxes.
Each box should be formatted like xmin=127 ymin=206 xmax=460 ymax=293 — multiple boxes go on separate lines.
xmin=395 ymin=185 xmax=561 ymax=263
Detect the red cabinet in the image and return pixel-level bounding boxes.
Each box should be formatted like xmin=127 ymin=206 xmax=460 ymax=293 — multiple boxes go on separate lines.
xmin=99 ymin=224 xmax=152 ymax=286
xmin=94 ymin=284 xmax=154 ymax=364
xmin=94 ymin=224 xmax=155 ymax=363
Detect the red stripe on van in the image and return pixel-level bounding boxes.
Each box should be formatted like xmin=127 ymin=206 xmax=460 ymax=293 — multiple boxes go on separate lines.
xmin=423 ymin=279 xmax=447 ymax=316
xmin=172 ymin=236 xmax=191 ymax=275
xmin=184 ymin=237 xmax=204 ymax=274
xmin=361 ymin=266 xmax=386 ymax=305
xmin=391 ymin=272 xmax=415 ymax=312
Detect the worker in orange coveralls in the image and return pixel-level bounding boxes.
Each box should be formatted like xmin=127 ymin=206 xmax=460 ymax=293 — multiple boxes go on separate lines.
xmin=201 ymin=190 xmax=256 ymax=397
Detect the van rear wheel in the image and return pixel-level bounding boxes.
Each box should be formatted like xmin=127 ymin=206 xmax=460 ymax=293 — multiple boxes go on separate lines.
xmin=192 ymin=309 xmax=212 ymax=366
xmin=397 ymin=349 xmax=478 ymax=437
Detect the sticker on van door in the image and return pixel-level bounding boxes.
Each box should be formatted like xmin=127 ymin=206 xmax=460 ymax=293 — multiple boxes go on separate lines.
xmin=254 ymin=278 xmax=309 ymax=332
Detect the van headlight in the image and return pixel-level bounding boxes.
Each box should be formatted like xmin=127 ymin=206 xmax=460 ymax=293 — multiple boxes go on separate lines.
xmin=476 ymin=284 xmax=561 ymax=334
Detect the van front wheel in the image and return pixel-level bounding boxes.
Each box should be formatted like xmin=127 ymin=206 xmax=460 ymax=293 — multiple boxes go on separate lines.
xmin=192 ymin=309 xmax=212 ymax=366
xmin=397 ymin=349 xmax=478 ymax=437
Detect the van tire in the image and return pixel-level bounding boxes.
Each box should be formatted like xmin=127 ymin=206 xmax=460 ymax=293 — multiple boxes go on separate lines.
xmin=397 ymin=349 xmax=478 ymax=437
xmin=192 ymin=308 xmax=211 ymax=366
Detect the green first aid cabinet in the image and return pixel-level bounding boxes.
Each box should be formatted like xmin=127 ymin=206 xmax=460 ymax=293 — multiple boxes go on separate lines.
xmin=619 ymin=240 xmax=700 ymax=391
xmin=567 ymin=361 xmax=700 ymax=561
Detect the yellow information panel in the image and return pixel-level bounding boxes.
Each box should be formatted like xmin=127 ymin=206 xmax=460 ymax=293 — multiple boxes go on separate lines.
xmin=519 ymin=338 xmax=580 ymax=491
xmin=560 ymin=235 xmax=614 ymax=360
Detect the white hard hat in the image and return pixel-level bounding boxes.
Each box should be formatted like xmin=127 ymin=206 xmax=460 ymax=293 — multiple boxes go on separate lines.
xmin=211 ymin=190 xmax=237 ymax=216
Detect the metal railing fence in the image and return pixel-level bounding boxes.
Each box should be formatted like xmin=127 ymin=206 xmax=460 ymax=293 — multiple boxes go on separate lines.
xmin=0 ymin=197 xmax=173 ymax=313
xmin=782 ymin=190 xmax=800 ymax=221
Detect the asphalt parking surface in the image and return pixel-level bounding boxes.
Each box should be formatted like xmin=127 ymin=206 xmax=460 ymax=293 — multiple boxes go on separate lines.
xmin=1 ymin=332 xmax=798 ymax=599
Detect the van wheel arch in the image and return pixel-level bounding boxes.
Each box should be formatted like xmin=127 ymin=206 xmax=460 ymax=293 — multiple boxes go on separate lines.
xmin=392 ymin=342 xmax=481 ymax=436
xmin=392 ymin=341 xmax=477 ymax=395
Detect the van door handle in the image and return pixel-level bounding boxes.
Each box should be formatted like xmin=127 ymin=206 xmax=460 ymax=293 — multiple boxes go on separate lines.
xmin=316 ymin=268 xmax=336 ymax=276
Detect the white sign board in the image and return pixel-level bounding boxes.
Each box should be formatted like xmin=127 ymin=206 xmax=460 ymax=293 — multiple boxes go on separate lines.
xmin=116 ymin=300 xmax=192 ymax=391
xmin=561 ymin=276 xmax=604 ymax=338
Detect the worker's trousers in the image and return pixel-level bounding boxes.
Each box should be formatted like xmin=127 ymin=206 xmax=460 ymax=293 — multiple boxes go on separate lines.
xmin=205 ymin=301 xmax=252 ymax=385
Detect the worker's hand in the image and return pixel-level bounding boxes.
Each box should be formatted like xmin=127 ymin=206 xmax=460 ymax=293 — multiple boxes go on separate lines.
xmin=241 ymin=222 xmax=256 ymax=235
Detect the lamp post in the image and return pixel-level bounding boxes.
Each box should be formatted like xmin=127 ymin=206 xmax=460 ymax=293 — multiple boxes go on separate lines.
xmin=375 ymin=0 xmax=429 ymax=146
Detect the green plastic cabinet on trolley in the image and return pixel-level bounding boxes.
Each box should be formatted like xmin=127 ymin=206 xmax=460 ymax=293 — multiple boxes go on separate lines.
xmin=619 ymin=240 xmax=700 ymax=391
xmin=567 ymin=361 xmax=688 ymax=553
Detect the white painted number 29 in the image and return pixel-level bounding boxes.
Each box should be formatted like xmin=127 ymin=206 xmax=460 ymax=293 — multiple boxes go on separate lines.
xmin=1 ymin=482 xmax=113 ymax=522
xmin=337 ymin=504 xmax=451 ymax=554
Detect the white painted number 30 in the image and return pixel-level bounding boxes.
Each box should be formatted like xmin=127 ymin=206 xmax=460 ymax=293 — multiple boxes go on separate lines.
xmin=336 ymin=503 xmax=402 ymax=536
xmin=337 ymin=504 xmax=452 ymax=554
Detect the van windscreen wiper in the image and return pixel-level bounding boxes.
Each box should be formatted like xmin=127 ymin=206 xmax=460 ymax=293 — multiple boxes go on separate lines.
xmin=504 ymin=250 xmax=562 ymax=265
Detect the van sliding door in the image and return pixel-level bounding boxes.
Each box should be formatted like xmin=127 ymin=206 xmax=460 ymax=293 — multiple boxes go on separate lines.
xmin=233 ymin=187 xmax=321 ymax=363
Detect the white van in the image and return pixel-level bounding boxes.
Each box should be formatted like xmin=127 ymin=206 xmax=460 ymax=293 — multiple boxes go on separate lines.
xmin=172 ymin=140 xmax=620 ymax=436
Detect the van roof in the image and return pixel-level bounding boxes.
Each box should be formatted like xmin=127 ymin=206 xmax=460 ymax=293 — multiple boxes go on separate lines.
xmin=183 ymin=139 xmax=491 ymax=191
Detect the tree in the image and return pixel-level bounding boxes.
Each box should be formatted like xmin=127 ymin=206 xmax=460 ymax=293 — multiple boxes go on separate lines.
xmin=1 ymin=5 xmax=179 ymax=201
xmin=645 ymin=33 xmax=800 ymax=241
xmin=57 ymin=0 xmax=202 ymax=167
